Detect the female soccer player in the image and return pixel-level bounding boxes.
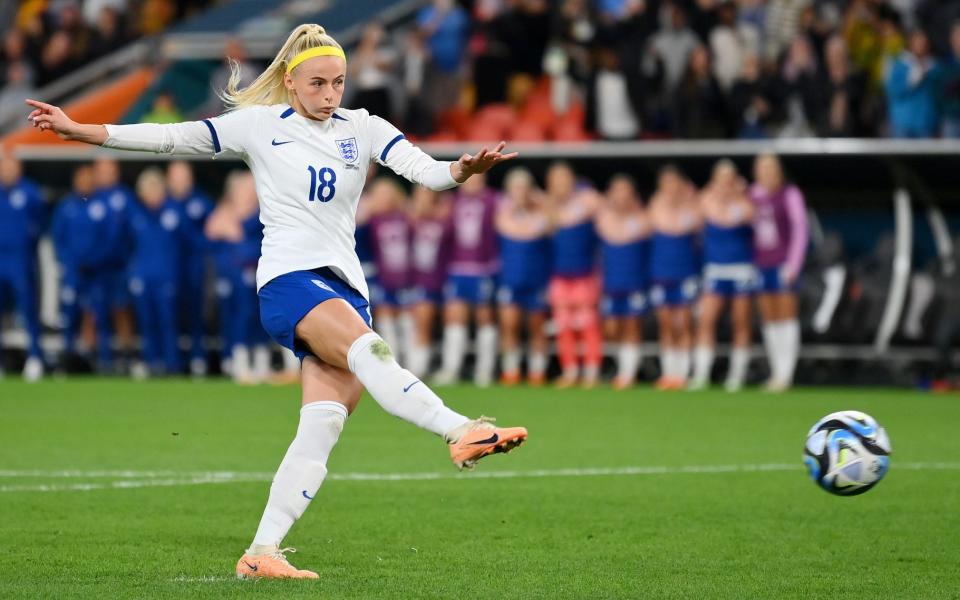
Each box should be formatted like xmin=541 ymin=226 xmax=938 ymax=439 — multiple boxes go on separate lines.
xmin=127 ymin=167 xmax=188 ymax=376
xmin=408 ymin=184 xmax=453 ymax=378
xmin=495 ymin=167 xmax=551 ymax=386
xmin=750 ymin=153 xmax=808 ymax=391
xmin=26 ymin=23 xmax=526 ymax=580
xmin=368 ymin=177 xmax=413 ymax=362
xmin=434 ymin=172 xmax=501 ymax=387
xmin=689 ymin=160 xmax=755 ymax=392
xmin=596 ymin=174 xmax=651 ymax=390
xmin=648 ymin=165 xmax=701 ymax=390
xmin=546 ymin=162 xmax=602 ymax=388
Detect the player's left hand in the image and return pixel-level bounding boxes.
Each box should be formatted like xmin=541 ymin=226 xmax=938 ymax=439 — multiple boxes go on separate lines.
xmin=456 ymin=141 xmax=519 ymax=181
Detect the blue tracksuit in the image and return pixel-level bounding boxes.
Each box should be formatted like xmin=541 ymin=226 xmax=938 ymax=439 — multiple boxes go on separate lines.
xmin=0 ymin=177 xmax=45 ymax=359
xmin=51 ymin=192 xmax=86 ymax=354
xmin=173 ymin=190 xmax=214 ymax=362
xmin=52 ymin=185 xmax=133 ymax=366
xmin=127 ymin=199 xmax=189 ymax=374
xmin=211 ymin=212 xmax=266 ymax=361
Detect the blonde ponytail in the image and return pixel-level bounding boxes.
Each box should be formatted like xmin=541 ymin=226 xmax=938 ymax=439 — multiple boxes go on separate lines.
xmin=219 ymin=23 xmax=344 ymax=111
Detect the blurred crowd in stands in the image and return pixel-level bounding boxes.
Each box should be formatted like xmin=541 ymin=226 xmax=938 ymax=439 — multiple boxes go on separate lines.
xmin=356 ymin=0 xmax=960 ymax=140
xmin=0 ymin=0 xmax=212 ymax=105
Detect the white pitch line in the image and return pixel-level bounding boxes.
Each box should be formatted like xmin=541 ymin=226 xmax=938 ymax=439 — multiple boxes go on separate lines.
xmin=1 ymin=462 xmax=958 ymax=493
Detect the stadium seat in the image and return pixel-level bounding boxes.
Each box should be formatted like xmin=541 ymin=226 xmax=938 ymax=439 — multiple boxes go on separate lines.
xmin=509 ymin=121 xmax=547 ymax=142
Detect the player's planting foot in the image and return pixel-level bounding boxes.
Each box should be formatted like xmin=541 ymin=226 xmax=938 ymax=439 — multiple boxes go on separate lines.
xmin=446 ymin=417 xmax=528 ymax=470
xmin=236 ymin=546 xmax=318 ymax=580
xmin=526 ymin=372 xmax=545 ymax=387
xmin=611 ymin=376 xmax=633 ymax=391
xmin=22 ymin=357 xmax=43 ymax=382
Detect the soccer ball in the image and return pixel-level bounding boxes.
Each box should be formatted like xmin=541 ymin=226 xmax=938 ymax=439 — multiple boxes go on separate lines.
xmin=803 ymin=410 xmax=891 ymax=496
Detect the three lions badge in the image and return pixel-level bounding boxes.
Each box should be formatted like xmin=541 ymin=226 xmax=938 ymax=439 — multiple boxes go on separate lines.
xmin=336 ymin=138 xmax=358 ymax=164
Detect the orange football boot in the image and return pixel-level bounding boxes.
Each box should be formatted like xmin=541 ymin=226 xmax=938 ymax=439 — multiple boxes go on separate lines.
xmin=526 ymin=372 xmax=546 ymax=387
xmin=655 ymin=376 xmax=686 ymax=390
xmin=236 ymin=547 xmax=319 ymax=580
xmin=611 ymin=376 xmax=633 ymax=391
xmin=500 ymin=371 xmax=521 ymax=386
xmin=447 ymin=417 xmax=528 ymax=470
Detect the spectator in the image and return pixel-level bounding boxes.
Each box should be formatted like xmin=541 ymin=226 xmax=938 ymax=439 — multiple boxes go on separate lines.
xmin=200 ymin=37 xmax=256 ymax=118
xmin=675 ymin=44 xmax=726 ymax=138
xmin=399 ymin=30 xmax=433 ymax=136
xmin=143 ymin=90 xmax=184 ymax=124
xmin=587 ymin=46 xmax=641 ymax=140
xmin=0 ymin=62 xmax=36 ymax=111
xmin=938 ymin=21 xmax=960 ymax=138
xmin=468 ymin=0 xmax=512 ymax=108
xmin=885 ymin=28 xmax=940 ymax=138
xmin=728 ymin=54 xmax=777 ymax=138
xmin=764 ymin=0 xmax=812 ymax=62
xmin=843 ymin=0 xmax=904 ymax=88
xmin=812 ymin=34 xmax=867 ymax=137
xmin=82 ymin=0 xmax=128 ymax=26
xmin=1 ymin=29 xmax=35 ymax=88
xmin=417 ymin=0 xmax=470 ymax=115
xmin=651 ymin=3 xmax=699 ymax=93
xmin=89 ymin=6 xmax=129 ymax=59
xmin=775 ymin=35 xmax=818 ymax=137
xmin=710 ymin=1 xmax=760 ymax=92
xmin=347 ymin=22 xmax=398 ymax=121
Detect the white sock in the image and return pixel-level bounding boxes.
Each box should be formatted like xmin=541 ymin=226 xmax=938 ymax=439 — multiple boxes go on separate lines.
xmin=232 ymin=345 xmax=251 ymax=382
xmin=691 ymin=345 xmax=714 ymax=387
xmin=674 ymin=349 xmax=690 ymax=380
xmin=582 ymin=363 xmax=599 ymax=382
xmin=660 ymin=348 xmax=674 ymax=378
xmin=281 ymin=346 xmax=300 ymax=374
xmin=439 ymin=323 xmax=467 ymax=379
xmin=501 ymin=348 xmax=521 ymax=375
xmin=528 ymin=349 xmax=547 ymax=376
xmin=762 ymin=323 xmax=780 ymax=381
xmin=407 ymin=344 xmax=432 ymax=378
xmin=725 ymin=346 xmax=750 ymax=389
xmin=252 ymin=345 xmax=271 ymax=381
xmin=616 ymin=343 xmax=642 ymax=383
xmin=474 ymin=325 xmax=498 ymax=385
xmin=376 ymin=316 xmax=402 ymax=364
xmin=250 ymin=401 xmax=347 ymax=550
xmin=348 ymin=332 xmax=469 ymax=436
xmin=399 ymin=313 xmax=416 ymax=369
xmin=781 ymin=319 xmax=800 ymax=385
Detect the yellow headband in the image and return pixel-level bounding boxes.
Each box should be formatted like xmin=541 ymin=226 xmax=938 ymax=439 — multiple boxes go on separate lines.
xmin=286 ymin=46 xmax=347 ymax=73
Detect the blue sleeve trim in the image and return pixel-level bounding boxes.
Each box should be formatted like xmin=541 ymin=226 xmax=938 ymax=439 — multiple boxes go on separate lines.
xmin=380 ymin=134 xmax=405 ymax=162
xmin=202 ymin=119 xmax=221 ymax=153
xmin=280 ymin=107 xmax=295 ymax=119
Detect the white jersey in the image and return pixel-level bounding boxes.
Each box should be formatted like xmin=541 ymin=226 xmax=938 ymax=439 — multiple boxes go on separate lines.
xmin=104 ymin=104 xmax=458 ymax=297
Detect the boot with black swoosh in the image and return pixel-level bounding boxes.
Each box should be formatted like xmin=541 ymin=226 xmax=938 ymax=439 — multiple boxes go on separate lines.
xmin=445 ymin=416 xmax=528 ymax=470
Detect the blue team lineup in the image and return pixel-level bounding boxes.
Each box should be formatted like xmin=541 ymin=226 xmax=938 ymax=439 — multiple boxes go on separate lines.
xmin=1 ymin=151 xmax=807 ymax=392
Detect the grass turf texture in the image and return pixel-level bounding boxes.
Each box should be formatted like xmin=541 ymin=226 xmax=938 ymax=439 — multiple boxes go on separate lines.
xmin=1 ymin=380 xmax=958 ymax=599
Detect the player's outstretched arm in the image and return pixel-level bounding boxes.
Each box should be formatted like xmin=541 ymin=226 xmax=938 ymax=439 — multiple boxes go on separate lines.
xmin=25 ymin=99 xmax=108 ymax=145
xmin=25 ymin=98 xmax=238 ymax=156
xmin=450 ymin=141 xmax=519 ymax=183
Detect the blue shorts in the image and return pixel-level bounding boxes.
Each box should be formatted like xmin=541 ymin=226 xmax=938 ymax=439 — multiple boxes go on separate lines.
xmin=703 ymin=263 xmax=759 ymax=297
xmin=408 ymin=286 xmax=444 ymax=305
xmin=601 ymin=290 xmax=649 ymax=317
xmin=369 ymin=282 xmax=411 ymax=308
xmin=445 ymin=274 xmax=496 ymax=304
xmin=496 ymin=284 xmax=548 ymax=312
xmin=649 ymin=276 xmax=699 ymax=308
xmin=758 ymin=266 xmax=796 ymax=293
xmin=258 ymin=267 xmax=372 ymax=360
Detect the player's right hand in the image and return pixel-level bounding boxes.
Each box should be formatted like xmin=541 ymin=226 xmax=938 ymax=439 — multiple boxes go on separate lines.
xmin=25 ymin=99 xmax=78 ymax=140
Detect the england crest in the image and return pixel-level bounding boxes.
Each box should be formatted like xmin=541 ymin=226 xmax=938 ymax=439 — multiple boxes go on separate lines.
xmin=336 ymin=137 xmax=358 ymax=164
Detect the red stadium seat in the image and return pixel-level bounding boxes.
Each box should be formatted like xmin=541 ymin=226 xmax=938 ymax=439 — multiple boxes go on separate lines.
xmin=509 ymin=121 xmax=547 ymax=142
xmin=551 ymin=121 xmax=592 ymax=142
xmin=427 ymin=130 xmax=460 ymax=142
xmin=474 ymin=104 xmax=517 ymax=131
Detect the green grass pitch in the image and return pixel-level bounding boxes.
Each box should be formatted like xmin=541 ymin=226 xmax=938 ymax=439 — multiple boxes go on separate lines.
xmin=2 ymin=380 xmax=958 ymax=599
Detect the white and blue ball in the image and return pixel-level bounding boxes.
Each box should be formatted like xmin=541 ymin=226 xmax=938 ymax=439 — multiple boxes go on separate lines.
xmin=803 ymin=410 xmax=891 ymax=496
